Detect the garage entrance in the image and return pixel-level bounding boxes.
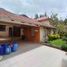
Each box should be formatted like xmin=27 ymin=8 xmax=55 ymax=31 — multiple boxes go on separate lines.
xmin=21 ymin=26 xmax=40 ymax=43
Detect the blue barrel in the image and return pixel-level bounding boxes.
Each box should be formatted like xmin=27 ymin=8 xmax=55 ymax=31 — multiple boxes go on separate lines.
xmin=1 ymin=43 xmax=11 ymax=55
xmin=0 ymin=45 xmax=4 ymax=55
xmin=5 ymin=46 xmax=11 ymax=54
xmin=11 ymin=42 xmax=19 ymax=52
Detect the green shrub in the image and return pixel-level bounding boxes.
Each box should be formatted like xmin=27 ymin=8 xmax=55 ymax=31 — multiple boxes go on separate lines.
xmin=59 ymin=32 xmax=65 ymax=38
xmin=48 ymin=34 xmax=60 ymax=41
xmin=61 ymin=44 xmax=67 ymax=51
xmin=62 ymin=36 xmax=67 ymax=41
xmin=64 ymin=33 xmax=67 ymax=37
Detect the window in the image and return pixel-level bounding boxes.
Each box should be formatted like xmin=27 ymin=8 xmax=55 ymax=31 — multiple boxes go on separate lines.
xmin=0 ymin=25 xmax=6 ymax=31
xmin=13 ymin=26 xmax=21 ymax=37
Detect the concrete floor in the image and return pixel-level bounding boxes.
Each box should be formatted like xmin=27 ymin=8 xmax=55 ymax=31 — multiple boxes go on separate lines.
xmin=1 ymin=42 xmax=41 ymax=61
xmin=0 ymin=43 xmax=66 ymax=67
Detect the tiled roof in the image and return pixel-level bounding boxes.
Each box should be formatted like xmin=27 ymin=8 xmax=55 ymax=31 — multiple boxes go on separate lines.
xmin=0 ymin=8 xmax=55 ymax=28
xmin=0 ymin=8 xmax=38 ymax=26
xmin=37 ymin=17 xmax=48 ymax=22
xmin=35 ymin=17 xmax=55 ymax=28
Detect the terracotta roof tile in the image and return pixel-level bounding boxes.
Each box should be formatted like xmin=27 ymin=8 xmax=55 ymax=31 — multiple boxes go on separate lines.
xmin=0 ymin=8 xmax=37 ymax=26
xmin=0 ymin=8 xmax=55 ymax=28
xmin=37 ymin=17 xmax=48 ymax=22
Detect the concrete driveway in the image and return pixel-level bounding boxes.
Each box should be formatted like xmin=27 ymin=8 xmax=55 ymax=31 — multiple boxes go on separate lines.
xmin=0 ymin=44 xmax=66 ymax=67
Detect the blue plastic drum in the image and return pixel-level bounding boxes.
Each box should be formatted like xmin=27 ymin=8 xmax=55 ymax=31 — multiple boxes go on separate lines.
xmin=1 ymin=43 xmax=11 ymax=55
xmin=11 ymin=42 xmax=19 ymax=52
xmin=5 ymin=46 xmax=11 ymax=54
xmin=0 ymin=45 xmax=4 ymax=55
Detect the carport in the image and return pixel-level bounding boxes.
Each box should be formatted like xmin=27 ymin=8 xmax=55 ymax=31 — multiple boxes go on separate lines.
xmin=21 ymin=25 xmax=40 ymax=43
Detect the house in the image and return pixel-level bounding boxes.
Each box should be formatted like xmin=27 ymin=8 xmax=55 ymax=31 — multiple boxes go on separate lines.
xmin=0 ymin=8 xmax=55 ymax=43
xmin=36 ymin=17 xmax=55 ymax=42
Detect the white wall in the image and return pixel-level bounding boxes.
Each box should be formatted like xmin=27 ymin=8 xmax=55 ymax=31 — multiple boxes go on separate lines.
xmin=40 ymin=27 xmax=53 ymax=42
xmin=40 ymin=20 xmax=54 ymax=35
xmin=41 ymin=20 xmax=51 ymax=26
xmin=40 ymin=27 xmax=46 ymax=42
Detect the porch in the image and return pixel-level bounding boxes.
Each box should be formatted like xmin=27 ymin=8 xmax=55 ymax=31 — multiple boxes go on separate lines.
xmin=0 ymin=22 xmax=40 ymax=43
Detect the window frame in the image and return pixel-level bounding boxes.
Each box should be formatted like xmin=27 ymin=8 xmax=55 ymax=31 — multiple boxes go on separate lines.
xmin=0 ymin=25 xmax=6 ymax=31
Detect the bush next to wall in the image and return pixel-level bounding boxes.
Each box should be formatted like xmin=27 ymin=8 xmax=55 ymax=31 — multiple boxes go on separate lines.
xmin=62 ymin=32 xmax=67 ymax=44
xmin=61 ymin=44 xmax=67 ymax=51
xmin=62 ymin=36 xmax=67 ymax=41
xmin=48 ymin=34 xmax=60 ymax=41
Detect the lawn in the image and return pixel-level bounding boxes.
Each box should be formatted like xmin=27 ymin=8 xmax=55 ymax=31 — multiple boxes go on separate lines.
xmin=49 ymin=39 xmax=66 ymax=48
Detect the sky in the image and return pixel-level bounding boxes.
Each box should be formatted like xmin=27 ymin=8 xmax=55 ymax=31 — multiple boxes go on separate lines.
xmin=0 ymin=0 xmax=67 ymax=19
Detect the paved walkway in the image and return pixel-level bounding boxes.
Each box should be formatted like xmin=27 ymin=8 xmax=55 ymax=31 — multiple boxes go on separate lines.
xmin=0 ymin=44 xmax=66 ymax=67
xmin=2 ymin=43 xmax=41 ymax=60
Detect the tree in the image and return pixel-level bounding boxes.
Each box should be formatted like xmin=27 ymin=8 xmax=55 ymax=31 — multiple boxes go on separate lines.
xmin=44 ymin=12 xmax=48 ymax=17
xmin=39 ymin=12 xmax=48 ymax=17
xmin=49 ymin=13 xmax=66 ymax=36
xmin=35 ymin=14 xmax=39 ymax=19
xmin=50 ymin=13 xmax=59 ymax=27
xmin=40 ymin=14 xmax=44 ymax=17
xmin=64 ymin=18 xmax=67 ymax=25
xmin=57 ymin=23 xmax=65 ymax=36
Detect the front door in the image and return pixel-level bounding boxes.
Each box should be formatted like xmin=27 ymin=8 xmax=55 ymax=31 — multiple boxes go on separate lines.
xmin=9 ymin=27 xmax=13 ymax=37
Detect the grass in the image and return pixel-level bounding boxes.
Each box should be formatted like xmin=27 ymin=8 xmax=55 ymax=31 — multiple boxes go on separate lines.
xmin=49 ymin=39 xmax=66 ymax=48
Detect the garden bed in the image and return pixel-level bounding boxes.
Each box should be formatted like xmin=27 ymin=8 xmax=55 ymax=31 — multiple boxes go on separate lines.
xmin=49 ymin=39 xmax=67 ymax=51
xmin=49 ymin=39 xmax=66 ymax=48
xmin=42 ymin=39 xmax=67 ymax=51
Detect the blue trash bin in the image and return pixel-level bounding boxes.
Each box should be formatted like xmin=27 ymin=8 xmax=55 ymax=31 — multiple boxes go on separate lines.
xmin=5 ymin=46 xmax=11 ymax=54
xmin=1 ymin=43 xmax=11 ymax=55
xmin=11 ymin=42 xmax=19 ymax=52
xmin=0 ymin=45 xmax=4 ymax=55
